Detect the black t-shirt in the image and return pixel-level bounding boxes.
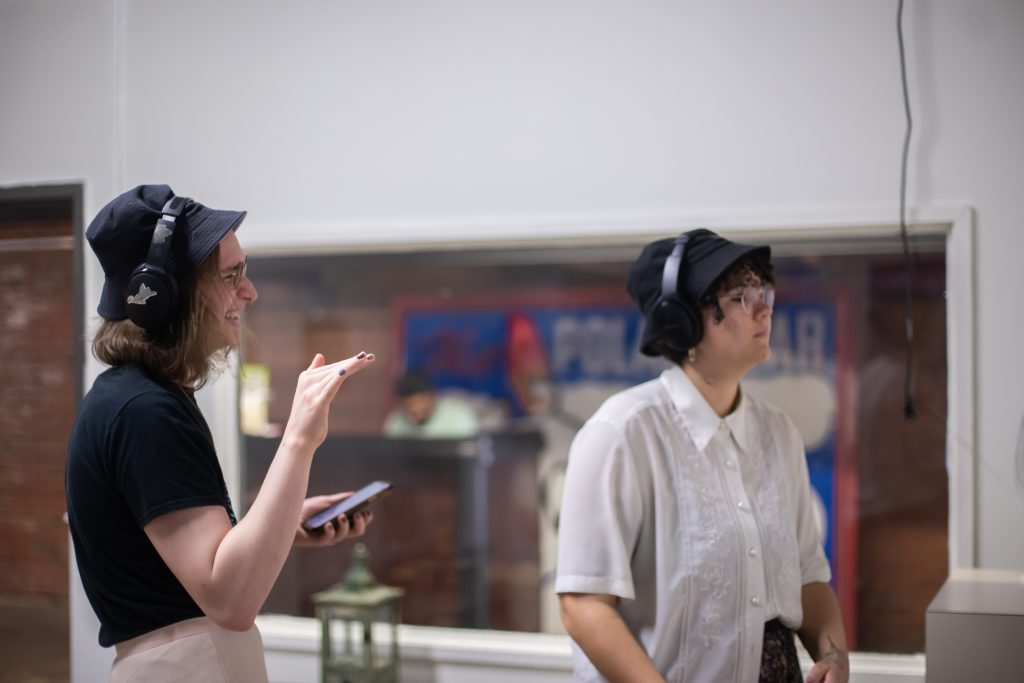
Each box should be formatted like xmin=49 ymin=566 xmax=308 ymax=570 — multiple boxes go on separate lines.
xmin=65 ymin=365 xmax=236 ymax=647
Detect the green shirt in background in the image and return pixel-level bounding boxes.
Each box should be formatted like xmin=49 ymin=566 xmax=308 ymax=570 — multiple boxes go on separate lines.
xmin=382 ymin=395 xmax=479 ymax=439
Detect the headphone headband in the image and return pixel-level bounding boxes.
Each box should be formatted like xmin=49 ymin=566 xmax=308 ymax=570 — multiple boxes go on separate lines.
xmin=648 ymin=231 xmax=702 ymax=353
xmin=141 ymin=197 xmax=188 ymax=270
xmin=660 ymin=233 xmax=689 ymax=299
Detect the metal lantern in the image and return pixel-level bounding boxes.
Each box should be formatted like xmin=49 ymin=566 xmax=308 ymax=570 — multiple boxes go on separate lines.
xmin=312 ymin=543 xmax=404 ymax=683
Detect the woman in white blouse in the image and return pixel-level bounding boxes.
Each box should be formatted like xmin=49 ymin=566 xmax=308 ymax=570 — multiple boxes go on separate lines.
xmin=555 ymin=229 xmax=848 ymax=683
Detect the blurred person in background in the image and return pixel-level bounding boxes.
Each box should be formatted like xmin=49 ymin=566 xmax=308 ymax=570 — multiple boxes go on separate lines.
xmin=382 ymin=368 xmax=478 ymax=439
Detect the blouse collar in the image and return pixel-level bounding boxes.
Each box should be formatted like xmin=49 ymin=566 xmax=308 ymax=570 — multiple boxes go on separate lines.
xmin=659 ymin=365 xmax=751 ymax=454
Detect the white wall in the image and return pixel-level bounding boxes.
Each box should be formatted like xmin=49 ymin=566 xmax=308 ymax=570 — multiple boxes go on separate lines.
xmin=3 ymin=0 xmax=1023 ymax=679
xmin=124 ymin=0 xmax=1024 ymax=570
xmin=919 ymin=1 xmax=1024 ymax=569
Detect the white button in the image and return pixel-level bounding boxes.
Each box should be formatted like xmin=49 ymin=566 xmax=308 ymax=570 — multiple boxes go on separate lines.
xmin=751 ymin=597 xmax=762 ymax=606
xmin=725 ymin=459 xmax=736 ymax=469
xmin=748 ymin=547 xmax=759 ymax=557
xmin=737 ymin=501 xmax=748 ymax=511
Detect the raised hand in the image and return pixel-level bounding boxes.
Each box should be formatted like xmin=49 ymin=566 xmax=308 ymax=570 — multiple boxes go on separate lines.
xmin=281 ymin=351 xmax=375 ymax=453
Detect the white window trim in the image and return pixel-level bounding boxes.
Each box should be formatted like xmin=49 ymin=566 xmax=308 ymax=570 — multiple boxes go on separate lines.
xmin=944 ymin=206 xmax=976 ymax=569
xmin=199 ymin=354 xmax=241 ymax=507
xmin=149 ymin=205 xmax=975 ymax=682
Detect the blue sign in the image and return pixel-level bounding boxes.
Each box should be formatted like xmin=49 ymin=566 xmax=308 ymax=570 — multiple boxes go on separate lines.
xmin=400 ymin=296 xmax=843 ymax=575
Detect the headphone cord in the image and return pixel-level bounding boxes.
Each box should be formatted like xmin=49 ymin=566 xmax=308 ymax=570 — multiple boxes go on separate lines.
xmin=897 ymin=0 xmax=916 ymax=421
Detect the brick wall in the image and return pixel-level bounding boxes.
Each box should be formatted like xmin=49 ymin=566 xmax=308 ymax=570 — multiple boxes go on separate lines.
xmin=0 ymin=219 xmax=75 ymax=602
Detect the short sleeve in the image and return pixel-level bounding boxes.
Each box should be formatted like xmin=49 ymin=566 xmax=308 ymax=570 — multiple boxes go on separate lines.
xmin=783 ymin=416 xmax=833 ymax=586
xmin=555 ymin=418 xmax=644 ymax=601
xmin=110 ymin=391 xmax=228 ymax=528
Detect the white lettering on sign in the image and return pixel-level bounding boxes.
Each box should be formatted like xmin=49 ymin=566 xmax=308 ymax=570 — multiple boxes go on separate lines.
xmin=552 ymin=314 xmax=665 ymax=378
xmin=547 ymin=309 xmax=830 ymax=381
xmin=762 ymin=310 xmax=828 ymax=375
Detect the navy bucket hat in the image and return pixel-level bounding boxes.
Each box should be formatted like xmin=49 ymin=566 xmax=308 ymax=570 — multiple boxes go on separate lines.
xmin=627 ymin=228 xmax=771 ymax=356
xmin=86 ymin=184 xmax=246 ymax=320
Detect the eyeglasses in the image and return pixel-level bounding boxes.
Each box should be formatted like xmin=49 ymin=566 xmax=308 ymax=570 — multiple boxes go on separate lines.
xmin=724 ymin=284 xmax=775 ymax=314
xmin=222 ymin=256 xmax=248 ymax=289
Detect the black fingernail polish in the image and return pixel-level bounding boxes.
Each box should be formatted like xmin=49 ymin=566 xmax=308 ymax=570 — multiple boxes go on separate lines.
xmin=356 ymin=351 xmax=367 ymax=359
xmin=338 ymin=367 xmax=347 ymax=376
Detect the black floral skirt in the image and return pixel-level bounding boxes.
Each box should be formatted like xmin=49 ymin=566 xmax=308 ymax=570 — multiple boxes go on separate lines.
xmin=758 ymin=618 xmax=802 ymax=683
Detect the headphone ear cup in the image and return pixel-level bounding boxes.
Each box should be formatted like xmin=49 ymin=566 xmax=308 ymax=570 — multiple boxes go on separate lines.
xmin=650 ymin=294 xmax=702 ymax=352
xmin=125 ymin=265 xmax=178 ymax=332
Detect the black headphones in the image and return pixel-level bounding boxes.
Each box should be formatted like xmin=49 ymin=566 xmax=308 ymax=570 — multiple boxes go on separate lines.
xmin=648 ymin=232 xmax=702 ymax=353
xmin=125 ymin=196 xmax=189 ymax=332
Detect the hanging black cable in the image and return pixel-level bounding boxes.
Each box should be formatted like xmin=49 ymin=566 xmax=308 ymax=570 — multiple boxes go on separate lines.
xmin=897 ymin=0 xmax=916 ymax=420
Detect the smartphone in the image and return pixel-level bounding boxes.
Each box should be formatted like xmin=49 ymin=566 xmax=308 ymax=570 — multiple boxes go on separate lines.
xmin=302 ymin=480 xmax=394 ymax=531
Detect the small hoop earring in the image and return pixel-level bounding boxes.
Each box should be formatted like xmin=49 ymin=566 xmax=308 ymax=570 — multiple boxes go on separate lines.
xmin=687 ymin=348 xmax=697 ymax=363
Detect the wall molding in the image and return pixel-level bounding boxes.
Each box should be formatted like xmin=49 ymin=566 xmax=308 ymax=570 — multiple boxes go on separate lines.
xmin=236 ymin=204 xmax=965 ymax=255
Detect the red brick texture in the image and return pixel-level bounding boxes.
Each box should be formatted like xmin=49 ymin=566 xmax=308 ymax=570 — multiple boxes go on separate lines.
xmin=0 ymin=219 xmax=75 ymax=603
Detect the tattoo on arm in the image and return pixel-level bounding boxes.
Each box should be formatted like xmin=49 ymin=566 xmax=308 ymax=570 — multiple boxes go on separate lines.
xmin=822 ymin=635 xmax=849 ymax=671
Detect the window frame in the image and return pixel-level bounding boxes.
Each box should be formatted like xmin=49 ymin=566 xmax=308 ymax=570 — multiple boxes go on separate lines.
xmin=197 ymin=206 xmax=973 ymax=676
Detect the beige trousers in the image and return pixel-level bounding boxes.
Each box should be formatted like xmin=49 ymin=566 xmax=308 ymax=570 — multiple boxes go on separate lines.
xmin=110 ymin=617 xmax=269 ymax=683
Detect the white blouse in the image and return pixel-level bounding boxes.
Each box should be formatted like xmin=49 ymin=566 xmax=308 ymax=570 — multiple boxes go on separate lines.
xmin=555 ymin=366 xmax=831 ymax=683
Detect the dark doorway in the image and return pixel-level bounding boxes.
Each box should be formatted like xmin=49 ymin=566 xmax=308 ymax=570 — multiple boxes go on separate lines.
xmin=0 ymin=183 xmax=82 ymax=683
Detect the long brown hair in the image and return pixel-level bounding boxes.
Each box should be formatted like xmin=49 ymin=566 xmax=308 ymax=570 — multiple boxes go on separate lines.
xmin=91 ymin=247 xmax=231 ymax=389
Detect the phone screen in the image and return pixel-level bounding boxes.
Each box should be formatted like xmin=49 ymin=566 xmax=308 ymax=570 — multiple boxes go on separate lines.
xmin=302 ymin=480 xmax=394 ymax=531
